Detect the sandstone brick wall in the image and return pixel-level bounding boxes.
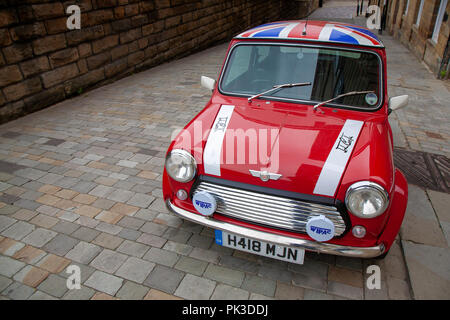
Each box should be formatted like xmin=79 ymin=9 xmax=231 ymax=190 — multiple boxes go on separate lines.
xmin=0 ymin=0 xmax=313 ymax=123
xmin=385 ymin=0 xmax=450 ymax=78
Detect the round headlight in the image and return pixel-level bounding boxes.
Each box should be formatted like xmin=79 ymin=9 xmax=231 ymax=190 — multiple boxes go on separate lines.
xmin=165 ymin=149 xmax=197 ymax=183
xmin=345 ymin=181 xmax=389 ymax=218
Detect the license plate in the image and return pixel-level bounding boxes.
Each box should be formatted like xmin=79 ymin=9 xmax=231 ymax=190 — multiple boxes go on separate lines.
xmin=215 ymin=230 xmax=304 ymax=264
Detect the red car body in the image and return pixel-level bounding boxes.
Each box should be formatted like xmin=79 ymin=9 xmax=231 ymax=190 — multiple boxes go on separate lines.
xmin=163 ymin=21 xmax=408 ymax=259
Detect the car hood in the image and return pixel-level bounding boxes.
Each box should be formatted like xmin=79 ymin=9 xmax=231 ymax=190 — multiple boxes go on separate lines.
xmin=173 ymin=102 xmax=391 ymax=199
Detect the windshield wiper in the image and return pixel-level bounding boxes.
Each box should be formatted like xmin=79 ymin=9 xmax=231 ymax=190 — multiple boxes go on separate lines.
xmin=248 ymin=82 xmax=312 ymax=103
xmin=313 ymin=90 xmax=374 ymax=111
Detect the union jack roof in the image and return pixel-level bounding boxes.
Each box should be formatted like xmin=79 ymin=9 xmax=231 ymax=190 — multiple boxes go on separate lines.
xmin=235 ymin=20 xmax=384 ymax=48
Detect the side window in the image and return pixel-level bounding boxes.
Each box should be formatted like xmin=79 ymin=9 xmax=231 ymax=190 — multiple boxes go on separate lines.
xmin=223 ymin=46 xmax=252 ymax=87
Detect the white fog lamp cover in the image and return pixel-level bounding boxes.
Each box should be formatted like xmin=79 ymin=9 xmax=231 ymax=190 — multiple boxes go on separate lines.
xmin=192 ymin=191 xmax=217 ymax=216
xmin=306 ymin=215 xmax=335 ymax=242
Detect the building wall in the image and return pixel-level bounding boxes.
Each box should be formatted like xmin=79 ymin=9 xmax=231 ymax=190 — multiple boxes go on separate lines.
xmin=0 ymin=0 xmax=318 ymax=123
xmin=385 ymin=0 xmax=450 ymax=78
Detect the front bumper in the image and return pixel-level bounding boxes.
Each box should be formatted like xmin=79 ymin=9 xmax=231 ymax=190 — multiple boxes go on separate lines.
xmin=166 ymin=199 xmax=385 ymax=258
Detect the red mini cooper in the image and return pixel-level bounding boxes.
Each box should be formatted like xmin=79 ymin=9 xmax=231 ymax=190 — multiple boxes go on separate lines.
xmin=163 ymin=20 xmax=409 ymax=264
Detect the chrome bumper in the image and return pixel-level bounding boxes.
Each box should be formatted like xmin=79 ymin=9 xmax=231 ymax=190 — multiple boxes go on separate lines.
xmin=166 ymin=199 xmax=385 ymax=258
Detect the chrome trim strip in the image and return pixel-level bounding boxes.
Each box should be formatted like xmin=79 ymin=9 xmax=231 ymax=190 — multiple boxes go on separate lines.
xmin=166 ymin=200 xmax=385 ymax=258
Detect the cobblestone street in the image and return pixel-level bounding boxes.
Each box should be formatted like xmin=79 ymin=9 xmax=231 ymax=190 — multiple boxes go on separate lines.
xmin=0 ymin=1 xmax=449 ymax=300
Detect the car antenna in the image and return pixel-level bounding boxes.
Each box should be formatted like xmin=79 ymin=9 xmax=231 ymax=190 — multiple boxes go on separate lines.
xmin=302 ymin=19 xmax=308 ymax=36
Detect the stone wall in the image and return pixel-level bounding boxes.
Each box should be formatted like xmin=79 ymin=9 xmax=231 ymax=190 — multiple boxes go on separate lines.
xmin=385 ymin=0 xmax=450 ymax=78
xmin=0 ymin=0 xmax=316 ymax=123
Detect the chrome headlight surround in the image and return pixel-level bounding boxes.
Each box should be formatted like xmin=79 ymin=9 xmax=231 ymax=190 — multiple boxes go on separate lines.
xmin=165 ymin=149 xmax=197 ymax=183
xmin=345 ymin=181 xmax=389 ymax=219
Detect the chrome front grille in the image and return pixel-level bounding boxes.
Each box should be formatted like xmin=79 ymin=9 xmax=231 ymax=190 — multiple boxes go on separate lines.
xmin=193 ymin=181 xmax=347 ymax=236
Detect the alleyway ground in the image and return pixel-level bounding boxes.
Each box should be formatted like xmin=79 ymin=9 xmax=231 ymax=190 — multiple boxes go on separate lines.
xmin=0 ymin=0 xmax=448 ymax=300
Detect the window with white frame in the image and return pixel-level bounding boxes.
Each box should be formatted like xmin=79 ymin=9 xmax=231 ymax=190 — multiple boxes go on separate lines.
xmin=432 ymin=0 xmax=448 ymax=43
xmin=403 ymin=0 xmax=410 ymax=15
xmin=415 ymin=0 xmax=425 ymax=26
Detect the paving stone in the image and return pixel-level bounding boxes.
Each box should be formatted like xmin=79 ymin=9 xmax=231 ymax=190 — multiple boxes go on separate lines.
xmin=0 ymin=237 xmax=25 ymax=256
xmin=13 ymin=265 xmax=49 ymax=288
xmin=328 ymin=266 xmax=364 ymax=288
xmin=275 ymin=282 xmax=304 ymax=300
xmin=144 ymin=265 xmax=185 ymax=294
xmin=92 ymin=232 xmax=124 ymax=250
xmin=303 ymin=289 xmax=336 ymax=300
xmin=117 ymin=216 xmax=145 ymax=230
xmin=90 ymin=249 xmax=128 ymax=274
xmin=1 ymin=221 xmax=35 ymax=240
xmin=0 ymin=275 xmax=13 ymax=292
xmin=292 ymin=270 xmax=327 ymax=292
xmin=118 ymin=228 xmax=141 ymax=241
xmin=116 ymin=240 xmax=149 ymax=258
xmin=140 ymin=221 xmax=167 ymax=236
xmin=65 ymin=241 xmax=102 ymax=264
xmin=401 ymin=240 xmax=449 ymax=299
xmin=62 ymin=285 xmax=95 ymax=300
xmin=144 ymin=288 xmax=182 ymax=300
xmin=51 ymin=220 xmax=80 ymax=235
xmin=143 ymin=247 xmax=179 ymax=267
xmin=0 ymin=205 xmax=20 ymax=215
xmin=22 ymin=228 xmax=57 ymax=247
xmin=127 ymin=193 xmax=155 ymax=208
xmin=11 ymin=209 xmax=37 ymax=221
xmin=2 ymin=282 xmax=35 ymax=300
xmin=327 ymin=281 xmax=364 ymax=300
xmin=241 ymin=274 xmax=276 ymax=297
xmin=71 ymin=226 xmax=100 ymax=242
xmin=107 ymin=189 xmax=134 ymax=203
xmin=115 ymin=257 xmax=155 ymax=283
xmin=218 ymin=255 xmax=260 ymax=274
xmin=163 ymin=240 xmax=193 ymax=256
xmin=37 ymin=254 xmax=71 ymax=274
xmin=257 ymin=265 xmax=294 ymax=284
xmin=110 ymin=202 xmax=139 ymax=216
xmin=249 ymin=293 xmax=275 ymax=300
xmin=175 ymin=274 xmax=216 ymax=300
xmin=43 ymin=234 xmax=79 ymax=256
xmin=211 ymin=283 xmax=249 ymax=300
xmin=92 ymin=198 xmax=115 ymax=210
xmin=116 ymin=280 xmax=149 ymax=300
xmin=13 ymin=245 xmax=46 ymax=265
xmin=37 ymin=274 xmax=69 ymax=298
xmin=134 ymin=209 xmax=158 ymax=221
xmin=204 ymin=264 xmax=245 ymax=287
xmin=85 ymin=271 xmax=123 ymax=296
xmin=137 ymin=232 xmax=166 ymax=248
xmin=91 ymin=292 xmax=119 ymax=300
xmin=29 ymin=290 xmax=58 ymax=300
xmin=188 ymin=247 xmax=220 ymax=264
xmin=186 ymin=234 xmax=213 ymax=249
xmin=400 ymin=185 xmax=447 ymax=247
xmin=95 ymin=210 xmax=122 ymax=224
xmin=95 ymin=221 xmax=122 ymax=235
xmin=174 ymin=256 xmax=208 ymax=276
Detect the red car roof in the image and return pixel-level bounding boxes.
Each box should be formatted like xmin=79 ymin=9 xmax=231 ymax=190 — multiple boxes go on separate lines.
xmin=235 ymin=20 xmax=384 ymax=48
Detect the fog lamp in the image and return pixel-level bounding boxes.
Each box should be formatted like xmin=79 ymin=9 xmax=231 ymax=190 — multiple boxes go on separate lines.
xmin=176 ymin=189 xmax=188 ymax=201
xmin=352 ymin=225 xmax=366 ymax=238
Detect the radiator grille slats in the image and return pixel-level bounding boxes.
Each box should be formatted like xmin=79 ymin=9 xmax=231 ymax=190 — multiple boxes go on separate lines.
xmin=193 ymin=182 xmax=347 ymax=236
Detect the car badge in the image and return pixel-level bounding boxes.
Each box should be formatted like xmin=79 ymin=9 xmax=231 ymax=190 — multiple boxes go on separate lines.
xmin=249 ymin=170 xmax=282 ymax=182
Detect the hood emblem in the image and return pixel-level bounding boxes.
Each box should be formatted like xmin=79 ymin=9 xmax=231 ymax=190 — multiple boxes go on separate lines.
xmin=249 ymin=170 xmax=282 ymax=182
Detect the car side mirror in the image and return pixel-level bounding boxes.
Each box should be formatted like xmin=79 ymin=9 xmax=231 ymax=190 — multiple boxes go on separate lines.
xmin=201 ymin=76 xmax=216 ymax=91
xmin=388 ymin=95 xmax=409 ymax=111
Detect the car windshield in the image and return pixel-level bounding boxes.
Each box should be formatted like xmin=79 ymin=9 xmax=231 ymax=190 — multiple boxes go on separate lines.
xmin=220 ymin=44 xmax=381 ymax=109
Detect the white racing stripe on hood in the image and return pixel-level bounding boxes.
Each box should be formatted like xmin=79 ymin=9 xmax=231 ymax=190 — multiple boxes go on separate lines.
xmin=313 ymin=119 xmax=364 ymax=197
xmin=203 ymin=105 xmax=235 ymax=176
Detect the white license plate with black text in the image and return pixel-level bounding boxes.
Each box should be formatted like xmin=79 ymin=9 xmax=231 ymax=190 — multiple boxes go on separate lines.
xmin=215 ymin=230 xmax=304 ymax=264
